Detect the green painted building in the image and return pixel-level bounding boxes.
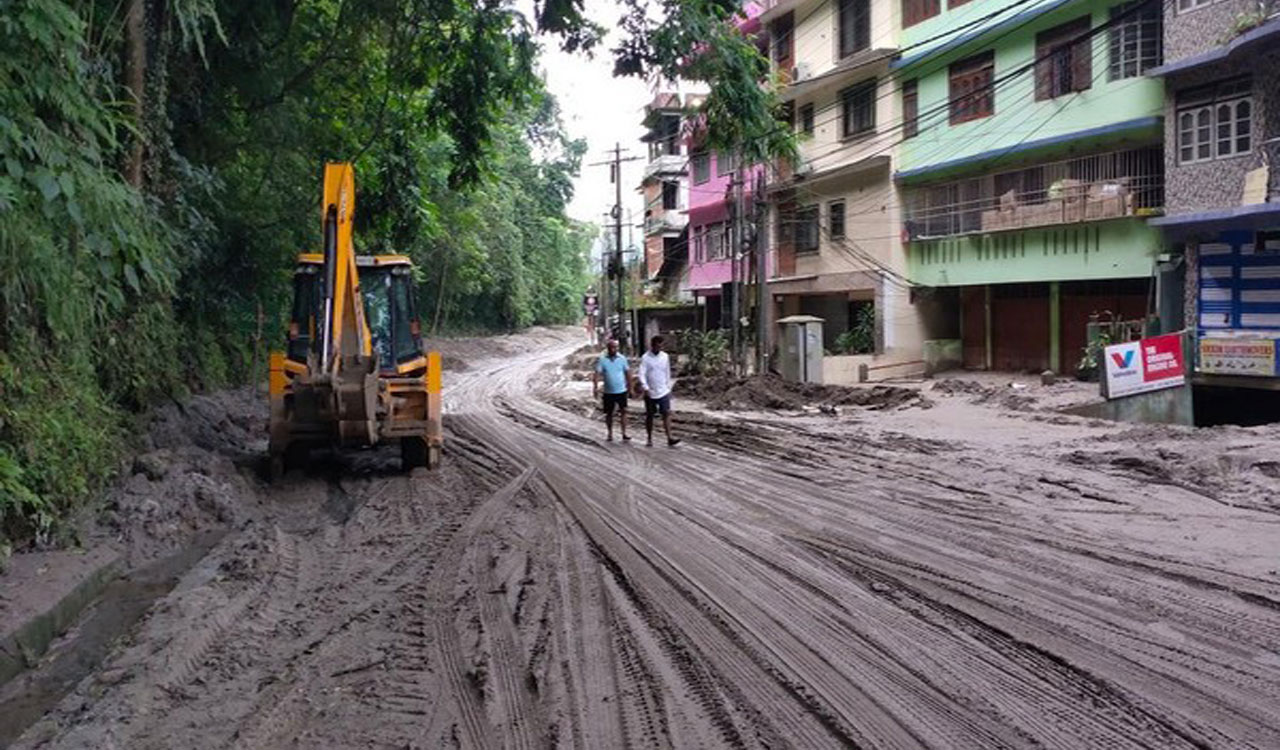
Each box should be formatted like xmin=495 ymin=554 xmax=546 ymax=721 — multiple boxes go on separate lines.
xmin=893 ymin=0 xmax=1167 ymax=373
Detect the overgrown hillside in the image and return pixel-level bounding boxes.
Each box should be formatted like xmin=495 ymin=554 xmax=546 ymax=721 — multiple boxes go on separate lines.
xmin=0 ymin=0 xmax=593 ymax=549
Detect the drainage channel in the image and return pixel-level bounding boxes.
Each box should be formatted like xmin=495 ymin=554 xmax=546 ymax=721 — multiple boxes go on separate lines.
xmin=0 ymin=531 xmax=226 ymax=747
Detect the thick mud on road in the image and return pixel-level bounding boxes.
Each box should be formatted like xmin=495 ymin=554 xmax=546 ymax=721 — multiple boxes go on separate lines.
xmin=11 ymin=328 xmax=1280 ymax=749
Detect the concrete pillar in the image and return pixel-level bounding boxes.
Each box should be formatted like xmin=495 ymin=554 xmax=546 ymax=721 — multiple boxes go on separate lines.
xmin=984 ymin=285 xmax=993 ymax=370
xmin=1049 ymin=281 xmax=1061 ymax=373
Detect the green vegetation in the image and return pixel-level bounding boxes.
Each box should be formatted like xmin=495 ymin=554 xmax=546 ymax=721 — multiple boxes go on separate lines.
xmin=834 ymin=305 xmax=877 ymax=355
xmin=0 ymin=0 xmax=792 ymax=547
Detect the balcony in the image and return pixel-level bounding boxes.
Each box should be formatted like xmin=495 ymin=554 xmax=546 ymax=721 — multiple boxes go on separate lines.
xmin=645 ymin=212 xmax=687 ymax=237
xmin=643 ymin=153 xmax=687 ymax=181
xmin=903 ymin=147 xmax=1164 ymax=241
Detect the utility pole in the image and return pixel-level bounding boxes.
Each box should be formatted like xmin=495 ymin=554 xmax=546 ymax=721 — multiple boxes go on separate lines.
xmin=755 ymin=170 xmax=770 ymax=375
xmin=731 ymin=156 xmax=746 ymax=375
xmin=613 ymin=143 xmax=625 ymax=350
xmin=590 ymin=144 xmax=642 ymax=351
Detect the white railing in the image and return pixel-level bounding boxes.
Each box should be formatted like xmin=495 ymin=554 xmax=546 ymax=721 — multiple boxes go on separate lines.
xmin=903 ymin=147 xmax=1164 ymax=241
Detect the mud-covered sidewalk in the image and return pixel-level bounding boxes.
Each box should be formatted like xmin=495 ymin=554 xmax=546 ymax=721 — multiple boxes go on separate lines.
xmin=3 ymin=327 xmax=1279 ymax=749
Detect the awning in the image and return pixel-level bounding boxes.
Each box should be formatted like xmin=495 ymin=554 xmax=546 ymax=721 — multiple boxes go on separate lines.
xmin=1149 ymin=203 xmax=1280 ymax=241
xmin=1147 ymin=19 xmax=1280 ymax=77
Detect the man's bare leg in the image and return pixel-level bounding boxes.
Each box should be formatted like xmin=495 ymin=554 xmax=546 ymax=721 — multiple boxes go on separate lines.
xmin=620 ymin=407 xmax=630 ymax=441
xmin=605 ymin=409 xmax=614 ymax=441
xmin=663 ymin=413 xmax=680 ymax=447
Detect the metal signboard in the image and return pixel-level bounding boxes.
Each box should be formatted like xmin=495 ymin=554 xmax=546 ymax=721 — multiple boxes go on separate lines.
xmin=1103 ymin=333 xmax=1186 ymax=400
xmin=1198 ymin=338 xmax=1277 ymax=377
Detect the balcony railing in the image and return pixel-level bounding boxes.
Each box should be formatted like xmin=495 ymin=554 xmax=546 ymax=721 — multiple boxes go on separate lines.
xmin=903 ymin=147 xmax=1164 ymax=241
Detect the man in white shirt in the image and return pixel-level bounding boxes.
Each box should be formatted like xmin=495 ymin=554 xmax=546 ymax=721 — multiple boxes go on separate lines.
xmin=637 ymin=335 xmax=681 ymax=448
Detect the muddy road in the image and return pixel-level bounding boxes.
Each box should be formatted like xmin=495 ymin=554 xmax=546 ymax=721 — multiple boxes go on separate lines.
xmin=9 ymin=328 xmax=1280 ymax=749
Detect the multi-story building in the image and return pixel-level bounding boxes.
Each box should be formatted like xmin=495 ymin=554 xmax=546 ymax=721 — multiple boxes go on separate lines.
xmin=1147 ymin=0 xmax=1280 ymax=400
xmin=638 ymin=92 xmax=690 ymax=297
xmin=763 ymin=0 xmax=932 ymax=368
xmin=897 ymin=0 xmax=1168 ymax=373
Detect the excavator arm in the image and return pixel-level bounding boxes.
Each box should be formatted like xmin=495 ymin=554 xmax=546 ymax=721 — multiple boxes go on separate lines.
xmin=268 ymin=162 xmax=442 ymax=479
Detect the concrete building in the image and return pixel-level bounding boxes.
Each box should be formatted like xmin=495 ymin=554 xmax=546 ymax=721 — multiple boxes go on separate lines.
xmin=896 ymin=0 xmax=1167 ymax=374
xmin=638 ymin=92 xmax=690 ymax=298
xmin=685 ymin=4 xmax=769 ymax=330
xmin=1147 ymin=0 xmax=1280 ymax=415
xmin=762 ymin=0 xmax=932 ymax=378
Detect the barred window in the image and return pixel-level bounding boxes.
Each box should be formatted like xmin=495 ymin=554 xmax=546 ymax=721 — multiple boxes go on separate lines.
xmin=829 ymin=200 xmax=846 ymax=240
xmin=1035 ymin=17 xmax=1092 ymax=100
xmin=840 ymin=80 xmax=876 ymax=139
xmin=800 ymin=103 xmax=815 ymax=135
xmin=717 ymin=151 xmax=737 ymax=176
xmin=838 ymin=0 xmax=871 ymax=59
xmin=796 ymin=206 xmax=820 ymax=253
xmin=1108 ymin=2 xmax=1162 ymax=80
xmin=1176 ymin=0 xmax=1211 ymax=12
xmin=692 ymin=150 xmax=711 ymax=184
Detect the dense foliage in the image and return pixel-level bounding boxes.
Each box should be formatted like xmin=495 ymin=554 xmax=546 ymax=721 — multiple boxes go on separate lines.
xmin=0 ymin=0 xmax=791 ymax=548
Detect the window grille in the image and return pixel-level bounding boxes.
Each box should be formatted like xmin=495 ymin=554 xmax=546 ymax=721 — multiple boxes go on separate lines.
xmin=903 ymin=147 xmax=1164 ymax=240
xmin=1108 ymin=1 xmax=1162 ymax=80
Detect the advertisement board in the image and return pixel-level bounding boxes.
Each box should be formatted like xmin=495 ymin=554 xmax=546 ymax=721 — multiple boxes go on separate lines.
xmin=1198 ymin=338 xmax=1277 ymax=377
xmin=1103 ymin=333 xmax=1186 ymax=400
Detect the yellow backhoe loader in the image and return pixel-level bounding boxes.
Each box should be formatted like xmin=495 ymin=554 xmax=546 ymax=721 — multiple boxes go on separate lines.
xmin=267 ymin=163 xmax=442 ymax=479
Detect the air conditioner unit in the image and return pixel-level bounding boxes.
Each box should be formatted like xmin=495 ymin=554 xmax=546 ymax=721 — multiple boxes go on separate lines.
xmin=792 ymin=62 xmax=813 ymax=82
xmin=795 ymin=161 xmax=814 ymax=178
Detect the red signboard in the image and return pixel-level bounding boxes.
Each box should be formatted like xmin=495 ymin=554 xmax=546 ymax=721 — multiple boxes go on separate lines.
xmin=1102 ymin=333 xmax=1186 ymax=399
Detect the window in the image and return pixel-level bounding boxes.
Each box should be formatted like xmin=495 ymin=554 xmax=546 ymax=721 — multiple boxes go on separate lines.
xmin=661 ymin=181 xmax=678 ymax=210
xmin=772 ymin=13 xmax=794 ymax=68
xmin=840 ymin=80 xmax=876 ymax=139
xmin=1177 ymin=77 xmax=1253 ymax=164
xmin=1176 ymin=0 xmax=1211 ymax=12
xmin=902 ymin=0 xmax=940 ymax=27
xmin=1108 ymin=2 xmax=1161 ymax=80
xmin=829 ymin=200 xmax=846 ymax=239
xmin=705 ymin=222 xmax=728 ymax=260
xmin=902 ymin=79 xmax=919 ymax=139
xmin=692 ymin=150 xmax=711 ymax=184
xmin=717 ymin=151 xmax=737 ymax=176
xmin=800 ymin=103 xmax=815 ymax=135
xmin=948 ymin=0 xmax=974 ymax=6
xmin=1036 ymin=17 xmax=1092 ymax=100
xmin=781 ymin=101 xmax=796 ymax=132
xmin=796 ymin=206 xmax=820 ymax=253
xmin=838 ymin=0 xmax=871 ymax=59
xmin=949 ymin=52 xmax=994 ymax=124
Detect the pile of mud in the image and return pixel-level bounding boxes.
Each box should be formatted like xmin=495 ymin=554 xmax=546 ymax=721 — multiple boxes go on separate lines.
xmin=102 ymin=388 xmax=265 ymax=566
xmin=931 ymin=378 xmax=1038 ymax=411
xmin=675 ymin=374 xmax=932 ymax=412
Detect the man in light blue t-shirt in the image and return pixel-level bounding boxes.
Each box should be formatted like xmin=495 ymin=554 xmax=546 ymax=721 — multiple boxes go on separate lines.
xmin=592 ymin=339 xmax=632 ymax=442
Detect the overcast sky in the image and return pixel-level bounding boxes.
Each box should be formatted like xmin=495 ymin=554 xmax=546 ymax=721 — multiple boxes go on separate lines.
xmin=525 ymin=0 xmax=663 ymax=259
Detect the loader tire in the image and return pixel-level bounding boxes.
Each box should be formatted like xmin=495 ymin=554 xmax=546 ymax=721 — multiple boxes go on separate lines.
xmin=401 ymin=437 xmax=429 ymax=470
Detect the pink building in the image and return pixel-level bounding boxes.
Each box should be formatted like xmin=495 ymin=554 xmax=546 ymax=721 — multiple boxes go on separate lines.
xmin=684 ymin=3 xmax=766 ymax=328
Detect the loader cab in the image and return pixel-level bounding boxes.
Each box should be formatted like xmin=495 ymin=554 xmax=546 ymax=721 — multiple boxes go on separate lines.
xmin=285 ymin=253 xmax=424 ymax=374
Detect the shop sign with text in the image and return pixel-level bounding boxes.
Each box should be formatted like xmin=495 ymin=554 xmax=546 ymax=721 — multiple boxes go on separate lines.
xmin=1103 ymin=333 xmax=1186 ymax=399
xmin=1199 ymin=338 xmax=1277 ymax=377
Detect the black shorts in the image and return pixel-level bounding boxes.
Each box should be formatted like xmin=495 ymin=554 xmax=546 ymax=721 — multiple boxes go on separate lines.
xmin=602 ymin=392 xmax=628 ymax=415
xmin=644 ymin=394 xmax=672 ymax=417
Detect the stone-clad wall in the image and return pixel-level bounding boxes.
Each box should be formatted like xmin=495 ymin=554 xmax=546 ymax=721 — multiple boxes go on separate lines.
xmin=1164 ymin=0 xmax=1259 ymax=63
xmin=1161 ymin=50 xmax=1280 ymax=215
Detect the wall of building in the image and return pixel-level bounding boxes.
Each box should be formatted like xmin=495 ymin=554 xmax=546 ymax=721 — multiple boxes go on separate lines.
xmin=787 ymin=0 xmax=898 ymax=80
xmin=1161 ymin=51 xmax=1280 ymax=215
xmin=897 ymin=0 xmax=1165 ymax=175
xmin=907 ymin=218 xmax=1162 ymax=286
xmin=1163 ymin=0 xmax=1260 ymax=62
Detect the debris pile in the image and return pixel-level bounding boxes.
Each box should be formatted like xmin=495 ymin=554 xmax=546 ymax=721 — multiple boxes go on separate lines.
xmin=675 ymin=374 xmax=932 ymax=412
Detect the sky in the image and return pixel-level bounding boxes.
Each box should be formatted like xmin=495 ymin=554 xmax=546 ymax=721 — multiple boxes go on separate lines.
xmin=523 ymin=0 xmax=669 ymax=259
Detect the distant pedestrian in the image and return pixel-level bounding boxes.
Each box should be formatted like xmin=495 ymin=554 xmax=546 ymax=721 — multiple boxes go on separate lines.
xmin=638 ymin=335 xmax=680 ymax=448
xmin=593 ymin=339 xmax=631 ymax=442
